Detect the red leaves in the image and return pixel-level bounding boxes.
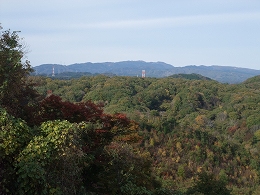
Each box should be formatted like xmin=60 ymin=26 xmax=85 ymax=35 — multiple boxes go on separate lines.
xmin=26 ymin=94 xmax=140 ymax=144
xmin=25 ymin=94 xmax=140 ymax=164
xmin=28 ymin=94 xmax=104 ymax=125
xmin=101 ymin=113 xmax=130 ymax=129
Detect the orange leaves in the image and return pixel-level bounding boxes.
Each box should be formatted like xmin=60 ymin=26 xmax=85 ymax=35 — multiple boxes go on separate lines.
xmin=107 ymin=113 xmax=141 ymax=143
xmin=228 ymin=126 xmax=238 ymax=134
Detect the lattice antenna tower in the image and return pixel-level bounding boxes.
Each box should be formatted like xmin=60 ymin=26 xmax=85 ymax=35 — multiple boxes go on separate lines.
xmin=52 ymin=66 xmax=55 ymax=77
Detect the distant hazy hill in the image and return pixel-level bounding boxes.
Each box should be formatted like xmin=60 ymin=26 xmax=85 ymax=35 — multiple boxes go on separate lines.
xmin=33 ymin=61 xmax=260 ymax=83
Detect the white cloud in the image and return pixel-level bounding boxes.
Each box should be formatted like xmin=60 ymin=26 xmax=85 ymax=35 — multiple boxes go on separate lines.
xmin=79 ymin=12 xmax=260 ymax=29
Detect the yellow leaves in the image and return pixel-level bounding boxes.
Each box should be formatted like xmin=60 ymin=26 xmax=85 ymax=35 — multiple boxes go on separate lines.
xmin=161 ymin=150 xmax=167 ymax=157
xmin=197 ymin=166 xmax=202 ymax=173
xmin=176 ymin=142 xmax=182 ymax=151
xmin=188 ymin=160 xmax=193 ymax=168
xmin=254 ymin=130 xmax=260 ymax=141
xmin=149 ymin=138 xmax=154 ymax=146
xmin=195 ymin=115 xmax=207 ymax=126
xmin=176 ymin=156 xmax=180 ymax=163
xmin=165 ymin=88 xmax=170 ymax=96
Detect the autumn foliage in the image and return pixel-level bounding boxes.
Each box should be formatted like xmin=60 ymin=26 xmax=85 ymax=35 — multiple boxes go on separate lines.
xmin=26 ymin=94 xmax=104 ymax=125
xmin=1 ymin=93 xmax=144 ymax=194
xmin=4 ymin=25 xmax=260 ymax=194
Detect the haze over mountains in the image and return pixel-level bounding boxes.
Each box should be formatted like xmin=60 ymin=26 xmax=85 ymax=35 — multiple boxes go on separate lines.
xmin=33 ymin=61 xmax=260 ymax=84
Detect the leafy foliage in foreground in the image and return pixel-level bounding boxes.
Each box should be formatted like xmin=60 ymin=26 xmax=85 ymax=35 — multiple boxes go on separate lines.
xmin=0 ymin=106 xmax=158 ymax=194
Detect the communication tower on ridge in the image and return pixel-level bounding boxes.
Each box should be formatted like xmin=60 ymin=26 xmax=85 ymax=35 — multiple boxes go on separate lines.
xmin=52 ymin=66 xmax=55 ymax=77
xmin=142 ymin=70 xmax=146 ymax=78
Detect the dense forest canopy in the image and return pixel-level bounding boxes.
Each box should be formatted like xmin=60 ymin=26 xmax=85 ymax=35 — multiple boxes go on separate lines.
xmin=30 ymin=74 xmax=260 ymax=194
xmin=1 ymin=25 xmax=260 ymax=194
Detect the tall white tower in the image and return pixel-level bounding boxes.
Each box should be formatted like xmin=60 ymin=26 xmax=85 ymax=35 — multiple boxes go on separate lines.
xmin=142 ymin=70 xmax=146 ymax=78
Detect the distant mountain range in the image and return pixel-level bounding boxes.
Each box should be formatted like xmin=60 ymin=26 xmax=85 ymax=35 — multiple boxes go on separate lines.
xmin=33 ymin=61 xmax=260 ymax=83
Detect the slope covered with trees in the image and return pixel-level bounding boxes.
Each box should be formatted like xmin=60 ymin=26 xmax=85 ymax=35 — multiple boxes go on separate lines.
xmin=31 ymin=74 xmax=260 ymax=194
xmin=0 ymin=26 xmax=166 ymax=195
xmin=2 ymin=25 xmax=260 ymax=194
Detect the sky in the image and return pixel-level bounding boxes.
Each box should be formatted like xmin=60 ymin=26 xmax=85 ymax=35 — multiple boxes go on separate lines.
xmin=1 ymin=0 xmax=260 ymax=69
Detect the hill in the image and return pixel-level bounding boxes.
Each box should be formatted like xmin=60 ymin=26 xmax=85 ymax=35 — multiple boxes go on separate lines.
xmin=32 ymin=75 xmax=260 ymax=194
xmin=33 ymin=61 xmax=260 ymax=83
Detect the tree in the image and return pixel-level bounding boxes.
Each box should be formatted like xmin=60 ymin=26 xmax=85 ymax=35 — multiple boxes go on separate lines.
xmin=0 ymin=25 xmax=36 ymax=117
xmin=16 ymin=120 xmax=86 ymax=195
xmin=30 ymin=94 xmax=104 ymax=125
xmin=0 ymin=108 xmax=33 ymax=194
xmin=83 ymin=142 xmax=161 ymax=195
xmin=0 ymin=105 xmax=141 ymax=194
xmin=186 ymin=171 xmax=231 ymax=195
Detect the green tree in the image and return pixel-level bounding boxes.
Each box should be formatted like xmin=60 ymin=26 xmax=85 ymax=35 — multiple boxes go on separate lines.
xmin=0 ymin=26 xmax=36 ymax=117
xmin=0 ymin=108 xmax=33 ymax=194
xmin=16 ymin=120 xmax=86 ymax=195
xmin=85 ymin=142 xmax=161 ymax=195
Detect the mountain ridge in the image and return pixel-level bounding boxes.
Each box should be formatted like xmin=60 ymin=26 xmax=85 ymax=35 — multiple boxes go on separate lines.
xmin=33 ymin=61 xmax=260 ymax=83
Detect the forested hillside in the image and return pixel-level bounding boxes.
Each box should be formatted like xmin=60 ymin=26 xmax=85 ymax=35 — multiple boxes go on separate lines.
xmin=1 ymin=26 xmax=260 ymax=194
xmin=1 ymin=27 xmax=162 ymax=195
xmin=30 ymin=74 xmax=260 ymax=194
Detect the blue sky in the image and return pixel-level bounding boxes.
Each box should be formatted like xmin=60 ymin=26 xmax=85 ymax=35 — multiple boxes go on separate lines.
xmin=1 ymin=0 xmax=260 ymax=69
